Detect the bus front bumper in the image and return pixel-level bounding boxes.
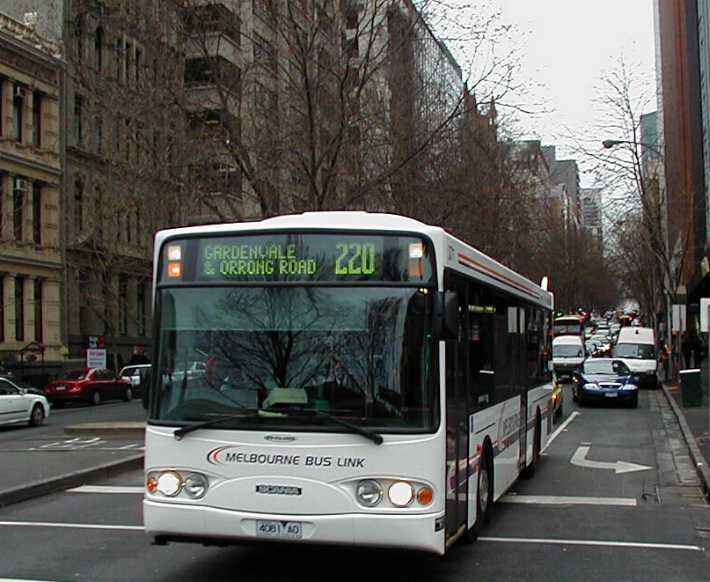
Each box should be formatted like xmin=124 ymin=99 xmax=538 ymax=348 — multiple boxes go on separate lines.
xmin=143 ymin=499 xmax=445 ymax=555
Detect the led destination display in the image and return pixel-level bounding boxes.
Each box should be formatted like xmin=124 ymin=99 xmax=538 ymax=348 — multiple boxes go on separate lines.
xmin=164 ymin=233 xmax=433 ymax=283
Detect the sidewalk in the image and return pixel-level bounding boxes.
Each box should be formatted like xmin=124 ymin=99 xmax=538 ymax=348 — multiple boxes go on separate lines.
xmin=663 ymin=364 xmax=710 ymax=495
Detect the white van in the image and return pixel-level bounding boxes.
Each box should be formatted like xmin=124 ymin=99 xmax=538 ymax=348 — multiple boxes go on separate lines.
xmin=613 ymin=327 xmax=658 ymax=388
xmin=552 ymin=335 xmax=586 ymax=381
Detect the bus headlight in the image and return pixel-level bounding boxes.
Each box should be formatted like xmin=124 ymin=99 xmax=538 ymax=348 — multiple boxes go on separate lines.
xmin=155 ymin=471 xmax=183 ymax=497
xmin=388 ymin=481 xmax=414 ymax=507
xmin=183 ymin=473 xmax=209 ymax=498
xmin=356 ymin=479 xmax=383 ymax=507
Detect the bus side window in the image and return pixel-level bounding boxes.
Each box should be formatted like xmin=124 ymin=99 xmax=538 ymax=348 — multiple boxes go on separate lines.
xmin=467 ymin=283 xmax=495 ymax=411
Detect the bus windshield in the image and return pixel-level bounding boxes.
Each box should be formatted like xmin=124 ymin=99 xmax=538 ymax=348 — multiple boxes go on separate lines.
xmin=153 ymin=286 xmax=436 ymax=432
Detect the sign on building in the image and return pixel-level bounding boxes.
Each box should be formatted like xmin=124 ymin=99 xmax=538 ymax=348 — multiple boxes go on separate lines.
xmin=86 ymin=349 xmax=107 ymax=369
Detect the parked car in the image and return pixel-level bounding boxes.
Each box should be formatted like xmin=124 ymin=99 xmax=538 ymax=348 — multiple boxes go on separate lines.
xmin=119 ymin=364 xmax=151 ymax=396
xmin=43 ymin=368 xmax=133 ymax=407
xmin=572 ymin=359 xmax=638 ymax=408
xmin=0 ymin=376 xmax=50 ymax=427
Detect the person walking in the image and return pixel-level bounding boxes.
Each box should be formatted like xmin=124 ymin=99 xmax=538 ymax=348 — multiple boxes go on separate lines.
xmin=681 ymin=332 xmax=692 ymax=369
xmin=691 ymin=332 xmax=704 ymax=368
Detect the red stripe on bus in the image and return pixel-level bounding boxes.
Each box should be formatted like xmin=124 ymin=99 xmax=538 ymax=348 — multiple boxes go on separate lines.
xmin=457 ymin=253 xmax=540 ymax=299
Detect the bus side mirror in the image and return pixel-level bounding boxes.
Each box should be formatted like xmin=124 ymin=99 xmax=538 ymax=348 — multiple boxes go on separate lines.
xmin=435 ymin=291 xmax=459 ymax=340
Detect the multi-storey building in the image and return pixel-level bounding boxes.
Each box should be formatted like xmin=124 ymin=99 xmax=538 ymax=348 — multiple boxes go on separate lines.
xmin=580 ymin=187 xmax=603 ymax=249
xmin=655 ymin=0 xmax=707 ymax=311
xmin=0 ymin=11 xmax=64 ymax=373
xmin=5 ymin=0 xmax=184 ymax=365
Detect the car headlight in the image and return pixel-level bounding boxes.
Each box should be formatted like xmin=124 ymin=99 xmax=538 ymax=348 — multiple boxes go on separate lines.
xmin=356 ymin=479 xmax=383 ymax=507
xmin=155 ymin=470 xmax=183 ymax=497
xmin=183 ymin=473 xmax=209 ymax=498
xmin=621 ymin=383 xmax=638 ymax=391
xmin=583 ymin=382 xmax=600 ymax=390
xmin=388 ymin=481 xmax=414 ymax=507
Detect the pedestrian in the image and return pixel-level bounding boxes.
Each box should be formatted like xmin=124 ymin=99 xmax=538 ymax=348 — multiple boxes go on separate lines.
xmin=691 ymin=332 xmax=704 ymax=368
xmin=681 ymin=332 xmax=692 ymax=368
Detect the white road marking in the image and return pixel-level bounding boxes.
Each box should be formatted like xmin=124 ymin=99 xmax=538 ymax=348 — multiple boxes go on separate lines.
xmin=571 ymin=445 xmax=653 ymax=474
xmin=39 ymin=442 xmax=61 ymax=448
xmin=0 ymin=578 xmax=63 ymax=582
xmin=68 ymin=485 xmax=143 ymax=494
xmin=478 ymin=536 xmax=703 ymax=552
xmin=501 ymin=494 xmax=637 ymax=507
xmin=542 ymin=411 xmax=580 ymax=452
xmin=0 ymin=521 xmax=144 ymax=531
xmin=117 ymin=443 xmax=141 ymax=449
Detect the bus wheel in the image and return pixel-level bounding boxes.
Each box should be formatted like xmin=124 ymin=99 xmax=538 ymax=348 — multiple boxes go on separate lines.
xmin=522 ymin=413 xmax=541 ymax=479
xmin=464 ymin=448 xmax=493 ymax=543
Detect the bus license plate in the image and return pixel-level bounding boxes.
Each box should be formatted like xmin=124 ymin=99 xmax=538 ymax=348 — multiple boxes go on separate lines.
xmin=256 ymin=520 xmax=302 ymax=539
xmin=604 ymin=392 xmax=618 ymax=398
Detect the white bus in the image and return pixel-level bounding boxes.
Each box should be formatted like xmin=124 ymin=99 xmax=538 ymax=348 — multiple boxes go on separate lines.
xmin=143 ymin=212 xmax=554 ymax=555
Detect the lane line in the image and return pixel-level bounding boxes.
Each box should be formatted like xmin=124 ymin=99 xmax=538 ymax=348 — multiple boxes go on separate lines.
xmin=0 ymin=521 xmax=144 ymax=531
xmin=543 ymin=411 xmax=580 ymax=452
xmin=500 ymin=494 xmax=637 ymax=507
xmin=67 ymin=485 xmax=143 ymax=494
xmin=478 ymin=536 xmax=704 ymax=552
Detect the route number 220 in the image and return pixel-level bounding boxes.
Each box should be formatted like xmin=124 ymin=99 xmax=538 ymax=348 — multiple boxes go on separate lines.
xmin=335 ymin=242 xmax=376 ymax=275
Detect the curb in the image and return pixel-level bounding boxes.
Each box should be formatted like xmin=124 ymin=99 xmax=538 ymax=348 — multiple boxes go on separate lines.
xmin=0 ymin=453 xmax=144 ymax=508
xmin=660 ymin=383 xmax=710 ymax=497
xmin=64 ymin=422 xmax=146 ymax=440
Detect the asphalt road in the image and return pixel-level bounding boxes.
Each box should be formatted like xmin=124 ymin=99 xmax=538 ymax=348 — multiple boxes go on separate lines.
xmin=0 ymin=400 xmax=146 ymax=494
xmin=1 ymin=386 xmax=709 ymax=581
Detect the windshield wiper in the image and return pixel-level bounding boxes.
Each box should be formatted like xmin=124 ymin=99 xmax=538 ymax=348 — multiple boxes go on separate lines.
xmin=173 ymin=412 xmax=258 ymax=440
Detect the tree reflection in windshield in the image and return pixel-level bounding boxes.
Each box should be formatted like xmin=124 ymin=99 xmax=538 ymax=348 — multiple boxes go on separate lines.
xmin=155 ymin=286 xmax=436 ymax=432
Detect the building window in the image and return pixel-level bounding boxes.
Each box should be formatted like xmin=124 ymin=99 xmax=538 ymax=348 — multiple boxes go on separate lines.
xmin=95 ymin=27 xmax=104 ymax=72
xmin=253 ymin=33 xmax=274 ymax=64
xmin=74 ymin=95 xmax=83 ymax=146
xmin=32 ymin=92 xmax=42 ymax=147
xmin=137 ymin=281 xmax=145 ymax=336
xmin=115 ymin=39 xmax=125 ymax=82
xmin=32 ymin=183 xmax=41 ymax=245
xmin=95 ymin=187 xmax=103 ymax=240
xmin=118 ymin=276 xmax=128 ymax=335
xmin=0 ymin=77 xmax=4 ymax=136
xmin=13 ymin=178 xmax=25 ymax=241
xmin=0 ymin=276 xmax=4 ymax=342
xmin=135 ymin=48 xmax=142 ymax=84
xmin=15 ymin=277 xmax=24 ymax=342
xmin=34 ymin=279 xmax=42 ymax=343
xmin=74 ymin=16 xmax=84 ymax=62
xmin=94 ymin=115 xmax=103 ymax=153
xmin=13 ymin=85 xmax=24 ymax=143
xmin=74 ymin=179 xmax=83 ymax=232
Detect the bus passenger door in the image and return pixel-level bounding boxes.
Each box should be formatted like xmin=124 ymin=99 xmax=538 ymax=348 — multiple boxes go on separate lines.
xmin=444 ymin=273 xmax=468 ymax=542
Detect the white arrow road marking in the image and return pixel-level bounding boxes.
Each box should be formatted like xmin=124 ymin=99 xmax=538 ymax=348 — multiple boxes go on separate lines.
xmin=571 ymin=445 xmax=653 ymax=474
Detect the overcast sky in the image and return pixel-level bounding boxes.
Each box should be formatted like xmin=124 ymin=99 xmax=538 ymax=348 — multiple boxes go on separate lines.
xmin=472 ymin=0 xmax=657 ymax=186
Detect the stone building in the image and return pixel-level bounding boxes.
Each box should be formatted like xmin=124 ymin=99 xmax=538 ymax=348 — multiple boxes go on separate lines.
xmin=0 ymin=11 xmax=64 ymax=369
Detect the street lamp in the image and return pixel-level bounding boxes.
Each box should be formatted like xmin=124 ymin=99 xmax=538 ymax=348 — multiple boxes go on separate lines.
xmin=602 ymin=139 xmax=625 ymax=149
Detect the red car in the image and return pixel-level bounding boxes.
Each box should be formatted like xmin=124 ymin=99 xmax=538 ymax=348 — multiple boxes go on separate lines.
xmin=43 ymin=368 xmax=133 ymax=407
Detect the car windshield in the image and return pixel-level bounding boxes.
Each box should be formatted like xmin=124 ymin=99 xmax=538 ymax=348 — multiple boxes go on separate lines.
xmin=154 ymin=286 xmax=436 ymax=432
xmin=553 ymin=323 xmax=582 ymax=335
xmin=553 ymin=345 xmax=583 ymax=357
xmin=613 ymin=343 xmax=655 ymax=359
xmin=65 ymin=369 xmax=88 ymax=380
xmin=583 ymin=361 xmax=629 ymax=375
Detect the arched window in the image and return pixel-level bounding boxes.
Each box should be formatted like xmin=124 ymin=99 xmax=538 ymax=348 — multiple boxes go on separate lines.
xmin=95 ymin=27 xmax=104 ymax=72
xmin=74 ymin=16 xmax=84 ymax=63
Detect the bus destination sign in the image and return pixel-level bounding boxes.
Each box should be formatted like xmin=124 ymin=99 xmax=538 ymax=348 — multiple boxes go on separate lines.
xmin=168 ymin=234 xmax=433 ymax=283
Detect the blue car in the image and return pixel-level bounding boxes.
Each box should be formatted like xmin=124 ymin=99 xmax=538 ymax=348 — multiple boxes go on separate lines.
xmin=572 ymin=359 xmax=639 ymax=408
